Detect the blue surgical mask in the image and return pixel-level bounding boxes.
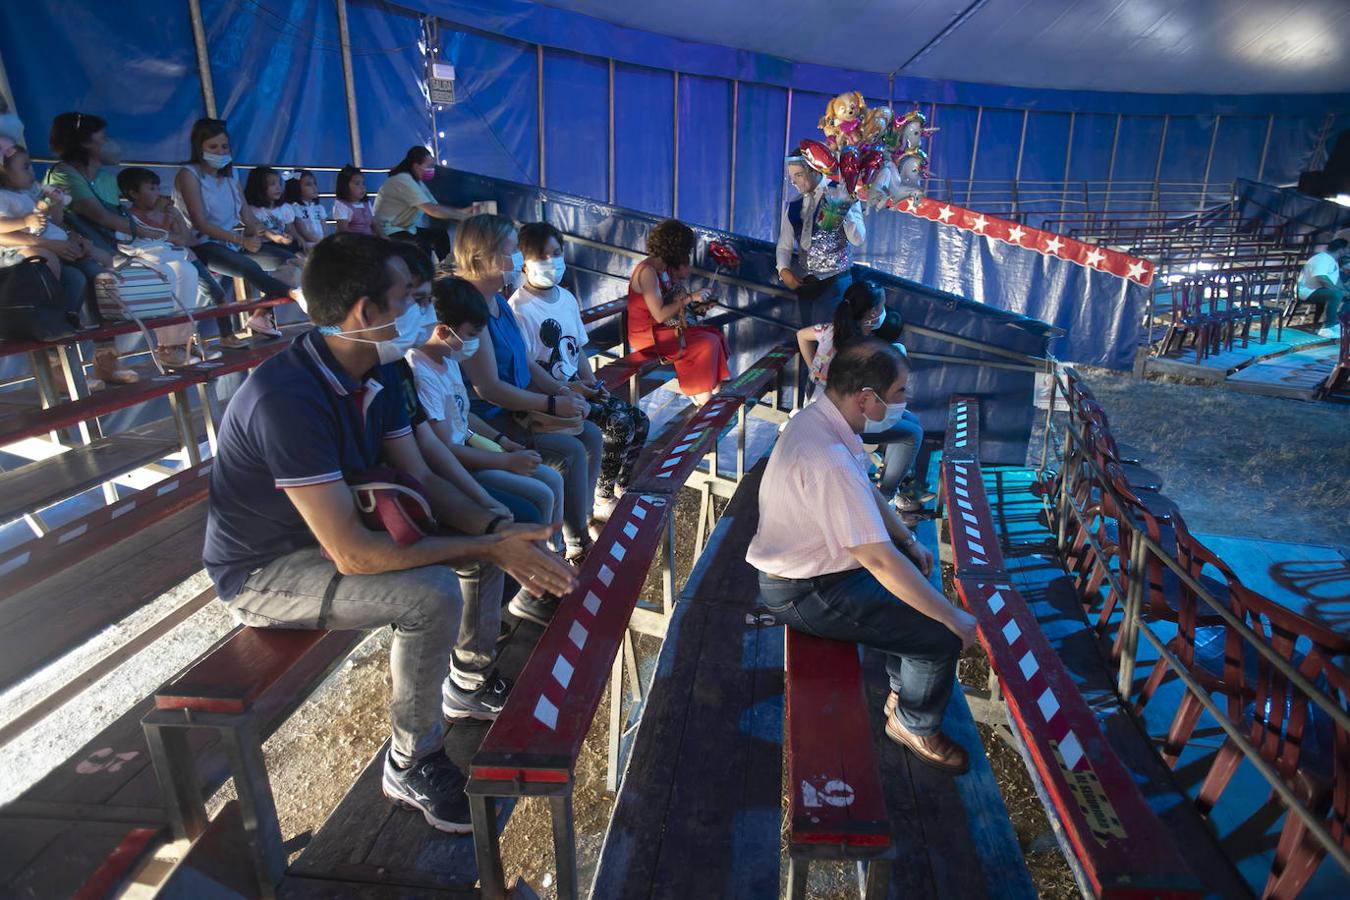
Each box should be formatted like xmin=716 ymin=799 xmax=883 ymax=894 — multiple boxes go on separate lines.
xmin=202 ymin=151 xmax=232 ymax=171
xmin=862 ymin=388 xmax=907 ymax=434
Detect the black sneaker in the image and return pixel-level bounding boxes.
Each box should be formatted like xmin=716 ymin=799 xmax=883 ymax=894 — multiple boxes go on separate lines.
xmin=380 ymin=749 xmax=472 ymax=833
xmin=442 ymin=671 xmax=512 ymax=720
xmin=508 ymin=592 xmax=560 ymax=627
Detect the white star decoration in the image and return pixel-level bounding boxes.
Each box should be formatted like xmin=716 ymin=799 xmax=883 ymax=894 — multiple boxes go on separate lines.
xmin=1006 ymin=224 xmax=1026 ymax=244
xmin=1084 ymin=247 xmax=1105 ymax=267
xmin=937 ymin=205 xmax=954 ymax=223
xmin=1126 ymin=261 xmax=1147 ymax=280
xmin=1044 ymin=235 xmax=1064 ymax=255
xmin=971 ymin=214 xmax=988 ymax=233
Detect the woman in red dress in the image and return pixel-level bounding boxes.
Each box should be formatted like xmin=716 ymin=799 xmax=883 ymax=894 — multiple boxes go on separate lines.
xmin=626 ymin=219 xmax=730 ymax=405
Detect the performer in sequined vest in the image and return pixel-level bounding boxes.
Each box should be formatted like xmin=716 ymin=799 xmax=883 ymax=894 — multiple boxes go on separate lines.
xmin=775 ymin=154 xmax=866 ymax=326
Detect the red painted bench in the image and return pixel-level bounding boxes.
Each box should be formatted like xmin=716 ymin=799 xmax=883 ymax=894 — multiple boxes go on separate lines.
xmin=142 ymin=627 xmax=364 ymax=886
xmin=467 ymin=490 xmax=674 ymax=899
xmin=785 ymin=630 xmax=893 ymax=899
xmin=71 ymin=826 xmax=164 ymax=900
xmin=468 ymin=342 xmax=798 ymax=899
xmin=940 ymin=396 xmax=1203 ymax=899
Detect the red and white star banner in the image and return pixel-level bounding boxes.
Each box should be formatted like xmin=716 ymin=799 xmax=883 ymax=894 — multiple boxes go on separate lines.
xmin=886 ymin=196 xmax=1155 ymax=287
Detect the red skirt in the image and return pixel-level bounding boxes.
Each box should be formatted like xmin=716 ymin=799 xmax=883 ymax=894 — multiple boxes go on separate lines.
xmin=643 ymin=324 xmax=730 ymax=396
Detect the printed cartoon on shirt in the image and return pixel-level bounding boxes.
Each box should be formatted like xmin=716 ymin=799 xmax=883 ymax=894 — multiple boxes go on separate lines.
xmin=538 ymin=318 xmax=579 ymax=381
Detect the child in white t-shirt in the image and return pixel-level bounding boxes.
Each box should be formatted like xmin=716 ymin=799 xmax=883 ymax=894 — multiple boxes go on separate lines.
xmin=510 ymin=222 xmax=649 ymax=510
xmin=0 ymin=140 xmax=78 ymax=275
xmin=284 ymin=169 xmax=327 ymax=253
xmin=411 ymin=275 xmax=564 ymax=538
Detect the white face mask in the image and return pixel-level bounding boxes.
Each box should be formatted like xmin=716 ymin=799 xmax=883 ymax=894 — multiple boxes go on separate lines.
xmin=525 ymin=257 xmax=565 ymax=289
xmin=862 ymin=387 xmax=908 ymax=434
xmin=408 ymin=304 xmax=439 ymax=350
xmin=201 ymin=151 xmax=232 ymax=171
xmin=447 ymin=325 xmax=481 ymax=362
xmin=320 ymin=303 xmax=419 ymax=365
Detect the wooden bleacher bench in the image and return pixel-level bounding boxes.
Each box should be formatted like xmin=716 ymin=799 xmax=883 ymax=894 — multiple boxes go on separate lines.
xmin=940 ymin=395 xmax=1204 ymax=898
xmin=142 ymin=627 xmax=366 ymax=887
xmin=462 ymin=343 xmax=797 ymax=898
xmin=578 ymin=297 xmax=626 ymax=325
xmin=597 ymin=439 xmax=1035 ymax=897
xmin=784 ymin=631 xmax=893 ymax=899
xmin=0 ymin=325 xmax=304 ymax=897
xmin=0 ymin=416 xmax=185 ymax=526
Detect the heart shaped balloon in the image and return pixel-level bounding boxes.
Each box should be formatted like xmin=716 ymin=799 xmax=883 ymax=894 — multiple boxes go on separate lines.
xmin=858 ymin=147 xmax=885 ymax=189
xmin=798 ymin=139 xmax=838 ymax=178
xmin=838 ymin=146 xmax=861 ymax=197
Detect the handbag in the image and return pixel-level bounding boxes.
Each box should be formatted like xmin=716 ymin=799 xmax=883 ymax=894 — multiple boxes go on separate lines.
xmin=96 ymin=261 xmax=178 ymax=322
xmin=0 ymin=257 xmax=75 ymax=342
xmin=347 ymin=466 xmax=438 ymax=546
xmin=518 ymin=409 xmax=584 ymax=436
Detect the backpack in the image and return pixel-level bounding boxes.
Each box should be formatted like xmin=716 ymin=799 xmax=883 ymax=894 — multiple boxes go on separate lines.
xmin=0 ymin=257 xmax=75 ymax=342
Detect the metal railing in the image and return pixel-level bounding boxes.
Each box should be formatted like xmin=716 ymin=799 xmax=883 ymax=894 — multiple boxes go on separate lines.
xmin=1034 ymin=364 xmax=1350 ymax=880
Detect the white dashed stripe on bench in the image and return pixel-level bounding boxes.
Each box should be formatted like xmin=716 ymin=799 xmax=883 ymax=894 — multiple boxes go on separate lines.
xmin=534 ymin=695 xmax=559 ymax=730
xmin=1058 ymin=730 xmax=1084 ymax=770
xmin=551 ymin=655 xmax=574 ymax=690
xmin=1037 ymin=687 xmax=1060 ymax=723
xmin=569 ymin=621 xmax=588 ymax=650
xmin=58 ymin=524 xmax=88 ymax=544
xmin=0 ymin=552 xmax=30 ymax=578
xmin=597 ymin=564 xmax=614 ymax=585
xmin=111 ymin=501 xmax=137 ymax=519
xmin=623 ymin=522 xmax=638 ymax=539
xmin=1002 ymin=619 xmax=1021 ymax=645
xmin=583 ymin=592 xmax=601 ymax=616
xmin=1018 ymin=650 xmax=1038 ymax=680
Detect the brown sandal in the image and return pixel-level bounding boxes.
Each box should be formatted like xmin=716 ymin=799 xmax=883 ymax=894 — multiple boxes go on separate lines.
xmin=884 ymin=705 xmax=970 ymax=775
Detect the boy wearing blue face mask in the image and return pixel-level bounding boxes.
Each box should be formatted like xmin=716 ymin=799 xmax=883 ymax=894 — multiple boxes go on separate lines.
xmin=509 ymin=222 xmax=650 ymax=516
xmin=409 ymin=274 xmax=568 ymax=628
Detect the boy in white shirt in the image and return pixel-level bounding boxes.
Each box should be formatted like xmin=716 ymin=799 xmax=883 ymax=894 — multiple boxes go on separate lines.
xmin=410 ymin=275 xmax=567 ymax=626
xmin=509 ymin=222 xmax=649 ymax=512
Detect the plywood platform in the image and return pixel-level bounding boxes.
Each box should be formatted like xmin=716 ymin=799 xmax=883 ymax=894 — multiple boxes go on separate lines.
xmin=1145 ymin=328 xmax=1340 ymax=400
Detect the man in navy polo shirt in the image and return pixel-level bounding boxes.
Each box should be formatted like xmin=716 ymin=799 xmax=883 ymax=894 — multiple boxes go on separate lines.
xmin=203 ymin=233 xmax=576 ymax=833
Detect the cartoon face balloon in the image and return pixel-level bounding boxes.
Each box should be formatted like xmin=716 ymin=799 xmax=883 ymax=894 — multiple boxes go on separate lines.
xmin=897 ymin=148 xmax=928 ymax=187
xmin=898 ymin=111 xmax=928 ymax=151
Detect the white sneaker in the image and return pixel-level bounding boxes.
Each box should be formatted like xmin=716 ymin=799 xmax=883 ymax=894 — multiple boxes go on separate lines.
xmin=1317 ymin=324 xmax=1342 ymax=339
xmin=593 ymin=493 xmax=617 ymax=521
xmin=246 ymin=312 xmax=282 ymax=338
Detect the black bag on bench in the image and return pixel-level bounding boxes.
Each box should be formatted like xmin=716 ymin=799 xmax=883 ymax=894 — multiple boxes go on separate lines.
xmin=0 ymin=257 xmax=74 ymax=341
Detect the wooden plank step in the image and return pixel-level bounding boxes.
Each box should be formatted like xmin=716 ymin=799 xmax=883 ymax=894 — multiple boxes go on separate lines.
xmin=292 ymin=621 xmax=547 ymax=892
xmin=0 ymin=418 xmax=185 ymax=524
xmin=156 ymin=800 xmax=259 ymax=898
xmin=2 ymin=630 xmax=364 ymax=823
xmin=0 ymin=460 xmax=213 ymax=598
xmin=591 ymin=599 xmax=784 ymax=899
xmin=0 ymin=816 xmax=164 ymax=899
xmin=0 ymin=502 xmax=210 ymax=695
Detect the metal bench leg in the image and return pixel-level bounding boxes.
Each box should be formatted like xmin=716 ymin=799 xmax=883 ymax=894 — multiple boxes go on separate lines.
xmin=168 ymin=389 xmax=202 ymax=466
xmin=550 ymin=793 xmax=578 ymax=900
xmin=196 ymin=381 xmax=222 ymax=456
xmin=470 ymin=793 xmax=507 ymax=900
xmin=787 ymin=855 xmax=809 ymax=900
xmin=863 ymin=859 xmax=892 ymax=899
xmin=142 ymin=713 xmax=210 ymax=841
xmin=222 ymin=717 xmax=286 ymax=889
xmin=606 ymin=647 xmax=623 ymax=793
xmin=661 ymin=508 xmax=676 ymax=614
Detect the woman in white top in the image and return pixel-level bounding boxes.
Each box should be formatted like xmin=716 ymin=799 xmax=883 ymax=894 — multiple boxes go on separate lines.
xmin=173 ymin=118 xmax=298 ymax=343
xmin=372 ymin=146 xmax=474 ymax=261
xmin=796 ymin=279 xmax=928 ymax=512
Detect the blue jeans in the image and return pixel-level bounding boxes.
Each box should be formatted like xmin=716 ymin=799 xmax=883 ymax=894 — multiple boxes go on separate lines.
xmin=797 ymin=269 xmax=853 ymax=326
xmin=757 ymin=567 xmax=960 ymax=735
xmin=485 ymin=486 xmax=540 ymax=524
xmin=863 ymin=409 xmax=925 ymax=498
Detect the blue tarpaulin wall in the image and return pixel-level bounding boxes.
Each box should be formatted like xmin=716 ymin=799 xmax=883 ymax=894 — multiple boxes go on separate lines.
xmin=3 ymin=0 xmax=1347 ymax=371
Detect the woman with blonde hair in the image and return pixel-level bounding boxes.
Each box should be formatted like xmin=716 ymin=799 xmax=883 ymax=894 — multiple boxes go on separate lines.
xmin=455 ymin=214 xmax=603 ymax=571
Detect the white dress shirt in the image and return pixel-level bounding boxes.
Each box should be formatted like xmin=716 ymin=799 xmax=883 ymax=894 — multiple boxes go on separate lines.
xmin=746 ymin=397 xmax=889 ymax=579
